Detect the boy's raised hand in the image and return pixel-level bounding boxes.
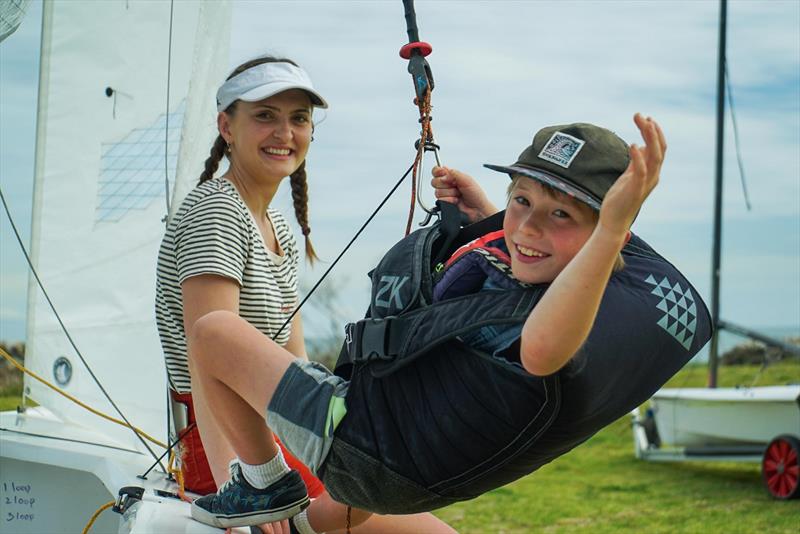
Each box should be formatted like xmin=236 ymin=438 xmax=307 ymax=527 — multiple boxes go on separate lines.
xmin=431 ymin=166 xmax=498 ymax=223
xmin=599 ymin=113 xmax=666 ymax=237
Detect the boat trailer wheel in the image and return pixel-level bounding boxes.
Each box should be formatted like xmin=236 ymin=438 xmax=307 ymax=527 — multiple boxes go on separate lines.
xmin=761 ymin=434 xmax=800 ymax=500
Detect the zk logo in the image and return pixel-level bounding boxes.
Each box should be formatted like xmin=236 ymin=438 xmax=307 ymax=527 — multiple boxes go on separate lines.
xmin=375 ymin=275 xmax=409 ymax=310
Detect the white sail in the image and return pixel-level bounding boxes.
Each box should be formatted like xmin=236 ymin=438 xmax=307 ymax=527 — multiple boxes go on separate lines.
xmin=24 ymin=0 xmax=231 ymax=455
xmin=0 ymin=0 xmax=30 ymax=43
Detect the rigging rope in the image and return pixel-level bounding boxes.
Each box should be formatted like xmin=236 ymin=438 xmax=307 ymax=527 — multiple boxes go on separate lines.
xmin=405 ymin=87 xmax=434 ymax=235
xmin=275 ymin=0 xmax=440 ymax=336
xmin=0 ymin=345 xmax=192 ymax=506
xmin=162 ymin=0 xmax=175 ymax=219
xmin=400 ymin=0 xmax=438 ymax=236
xmin=274 ymin=163 xmax=416 ymax=339
xmin=724 ymin=59 xmax=752 ymax=211
xmin=82 ymin=500 xmax=115 ymax=534
xmin=0 ymin=187 xmax=167 ymax=471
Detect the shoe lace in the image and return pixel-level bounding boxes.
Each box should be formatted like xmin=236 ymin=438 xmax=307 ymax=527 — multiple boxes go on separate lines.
xmin=217 ymin=461 xmax=241 ymax=494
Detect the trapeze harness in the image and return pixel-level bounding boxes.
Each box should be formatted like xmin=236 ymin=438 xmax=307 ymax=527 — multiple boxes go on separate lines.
xmin=321 ymin=205 xmax=712 ymax=514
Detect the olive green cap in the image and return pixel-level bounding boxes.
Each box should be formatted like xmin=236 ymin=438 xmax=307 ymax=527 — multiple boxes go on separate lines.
xmin=484 ymin=122 xmax=630 ymax=210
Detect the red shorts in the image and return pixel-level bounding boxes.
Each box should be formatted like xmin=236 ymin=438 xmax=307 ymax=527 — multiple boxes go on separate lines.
xmin=172 ymin=391 xmax=325 ymax=498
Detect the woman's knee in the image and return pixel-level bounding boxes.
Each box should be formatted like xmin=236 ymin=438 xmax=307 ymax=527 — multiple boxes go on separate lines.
xmin=348 ymin=507 xmax=373 ymax=528
xmin=189 ymin=310 xmax=241 ymax=364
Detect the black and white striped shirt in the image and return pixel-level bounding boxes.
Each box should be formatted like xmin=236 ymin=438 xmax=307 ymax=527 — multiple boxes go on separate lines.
xmin=156 ymin=177 xmax=298 ymax=393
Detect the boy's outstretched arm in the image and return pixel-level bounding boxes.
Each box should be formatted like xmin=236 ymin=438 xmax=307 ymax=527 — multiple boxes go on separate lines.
xmin=520 ymin=114 xmax=667 ymax=376
xmin=432 ymin=166 xmax=499 ymax=223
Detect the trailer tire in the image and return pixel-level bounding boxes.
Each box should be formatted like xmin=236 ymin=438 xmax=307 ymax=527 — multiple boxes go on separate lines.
xmin=761 ymin=434 xmax=800 ymax=500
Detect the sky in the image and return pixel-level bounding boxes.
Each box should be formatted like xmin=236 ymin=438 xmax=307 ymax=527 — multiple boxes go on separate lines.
xmin=1 ymin=0 xmax=799 ymax=347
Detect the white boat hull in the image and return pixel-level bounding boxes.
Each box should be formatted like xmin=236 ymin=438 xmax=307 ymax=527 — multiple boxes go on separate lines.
xmin=0 ymin=408 xmax=237 ymax=534
xmin=650 ymin=385 xmax=800 ymax=447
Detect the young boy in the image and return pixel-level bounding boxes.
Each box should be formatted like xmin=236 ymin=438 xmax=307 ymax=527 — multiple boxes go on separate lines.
xmin=188 ymin=114 xmax=711 ymax=530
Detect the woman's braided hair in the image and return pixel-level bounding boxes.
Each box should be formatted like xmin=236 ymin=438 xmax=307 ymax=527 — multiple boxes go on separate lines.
xmin=289 ymin=161 xmax=318 ymax=263
xmin=200 ymin=55 xmax=318 ymax=264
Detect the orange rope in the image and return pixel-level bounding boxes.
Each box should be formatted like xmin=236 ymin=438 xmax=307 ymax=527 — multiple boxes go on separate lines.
xmin=167 ymin=448 xmax=193 ymax=503
xmin=81 ymin=500 xmax=115 ymax=534
xmin=405 ymin=88 xmax=434 ymax=235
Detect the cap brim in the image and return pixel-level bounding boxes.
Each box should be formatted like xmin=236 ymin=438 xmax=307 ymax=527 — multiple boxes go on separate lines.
xmin=483 ymin=163 xmax=601 ymax=210
xmin=238 ymin=83 xmax=328 ymax=109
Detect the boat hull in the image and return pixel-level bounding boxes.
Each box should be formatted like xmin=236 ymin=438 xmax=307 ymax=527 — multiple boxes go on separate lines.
xmin=650 ymin=385 xmax=800 ymax=447
xmin=0 ymin=408 xmax=229 ymax=534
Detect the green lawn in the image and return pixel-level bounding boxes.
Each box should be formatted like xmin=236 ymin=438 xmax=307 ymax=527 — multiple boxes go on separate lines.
xmin=2 ymin=362 xmax=798 ymax=532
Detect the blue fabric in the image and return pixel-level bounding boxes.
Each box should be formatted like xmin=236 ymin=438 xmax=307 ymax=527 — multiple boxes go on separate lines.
xmin=458 ymin=277 xmax=523 ymax=358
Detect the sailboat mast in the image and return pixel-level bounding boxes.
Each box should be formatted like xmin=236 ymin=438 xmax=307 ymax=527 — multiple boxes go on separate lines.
xmin=708 ymin=0 xmax=728 ymax=388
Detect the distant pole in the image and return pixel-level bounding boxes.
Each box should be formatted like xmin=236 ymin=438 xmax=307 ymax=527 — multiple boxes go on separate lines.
xmin=709 ymin=0 xmax=728 ymax=388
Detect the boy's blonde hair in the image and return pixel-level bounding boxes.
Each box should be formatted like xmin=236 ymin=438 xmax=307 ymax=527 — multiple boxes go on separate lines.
xmin=507 ymin=176 xmax=625 ymax=273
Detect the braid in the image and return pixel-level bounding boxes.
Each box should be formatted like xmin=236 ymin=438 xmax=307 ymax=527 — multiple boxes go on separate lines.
xmin=289 ymin=161 xmax=318 ymax=264
xmin=199 ymin=135 xmax=228 ymax=184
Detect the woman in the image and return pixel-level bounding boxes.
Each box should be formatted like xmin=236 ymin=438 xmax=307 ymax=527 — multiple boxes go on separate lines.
xmin=155 ymin=55 xmax=455 ymax=534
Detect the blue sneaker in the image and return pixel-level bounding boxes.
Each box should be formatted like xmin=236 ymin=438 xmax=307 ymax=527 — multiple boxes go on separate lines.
xmin=191 ymin=462 xmax=310 ymax=528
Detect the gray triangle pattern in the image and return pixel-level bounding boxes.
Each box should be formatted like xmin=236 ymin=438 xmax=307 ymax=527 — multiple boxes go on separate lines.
xmin=645 ymin=272 xmax=693 ymax=352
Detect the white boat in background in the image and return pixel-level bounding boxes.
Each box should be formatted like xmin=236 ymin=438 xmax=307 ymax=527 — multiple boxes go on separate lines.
xmin=632 ymin=385 xmax=800 ymax=500
xmin=632 ymin=0 xmax=800 ymax=502
xmin=0 ymin=1 xmax=236 ymax=532
xmin=647 ymin=386 xmax=800 ymax=449
xmin=633 ymin=385 xmax=800 ymax=459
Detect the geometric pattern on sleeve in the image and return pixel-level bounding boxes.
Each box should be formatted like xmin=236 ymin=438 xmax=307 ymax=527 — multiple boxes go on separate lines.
xmin=644 ymin=273 xmax=697 ymax=351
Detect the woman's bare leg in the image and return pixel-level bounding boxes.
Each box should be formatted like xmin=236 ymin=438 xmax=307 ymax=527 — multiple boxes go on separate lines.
xmin=346 ymin=513 xmax=458 ymax=534
xmin=308 ymin=493 xmax=457 ymax=533
xmin=189 ymin=310 xmax=294 ymax=463
xmin=188 ymin=360 xmax=239 ymax=486
xmin=305 ymin=493 xmax=371 ymax=531
xmin=189 ymin=310 xmax=455 ymax=533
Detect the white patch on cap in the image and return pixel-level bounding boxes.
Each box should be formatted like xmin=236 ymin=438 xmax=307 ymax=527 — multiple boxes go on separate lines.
xmin=537 ymin=131 xmax=586 ymax=169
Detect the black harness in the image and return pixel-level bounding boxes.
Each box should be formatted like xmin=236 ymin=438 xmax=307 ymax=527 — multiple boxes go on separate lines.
xmin=336 ymin=206 xmax=543 ymax=377
xmin=322 ymin=206 xmax=711 ymax=513
xmin=323 ymin=209 xmax=558 ymax=512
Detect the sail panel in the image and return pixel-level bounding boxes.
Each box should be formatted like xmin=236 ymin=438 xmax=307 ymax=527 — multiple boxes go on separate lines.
xmin=25 ymin=0 xmax=231 ymax=453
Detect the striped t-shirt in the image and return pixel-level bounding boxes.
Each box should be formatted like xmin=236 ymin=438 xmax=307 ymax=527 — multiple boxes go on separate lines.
xmin=156 ymin=177 xmax=299 ymax=393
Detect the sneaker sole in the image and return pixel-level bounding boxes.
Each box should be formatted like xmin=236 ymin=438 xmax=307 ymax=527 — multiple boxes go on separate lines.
xmin=191 ymin=496 xmax=310 ymax=528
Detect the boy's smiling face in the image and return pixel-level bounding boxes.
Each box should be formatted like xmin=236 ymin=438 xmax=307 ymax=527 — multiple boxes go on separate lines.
xmin=503 ymin=177 xmax=597 ymax=284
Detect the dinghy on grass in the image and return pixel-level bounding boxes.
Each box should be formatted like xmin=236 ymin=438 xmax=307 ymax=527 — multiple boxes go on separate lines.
xmin=632 ymin=0 xmax=800 ymax=502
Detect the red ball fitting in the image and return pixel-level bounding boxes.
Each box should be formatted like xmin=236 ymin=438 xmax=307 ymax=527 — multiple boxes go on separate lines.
xmin=399 ymin=41 xmax=432 ymax=59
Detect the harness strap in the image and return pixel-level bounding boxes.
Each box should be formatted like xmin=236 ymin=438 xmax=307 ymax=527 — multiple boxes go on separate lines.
xmin=431 ymin=200 xmax=464 ymax=267
xmin=455 ymin=210 xmax=506 ymax=248
xmin=341 ymin=286 xmax=545 ymax=378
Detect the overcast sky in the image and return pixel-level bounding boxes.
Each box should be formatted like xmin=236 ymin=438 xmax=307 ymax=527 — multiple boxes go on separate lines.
xmin=1 ymin=0 xmax=799 ymax=346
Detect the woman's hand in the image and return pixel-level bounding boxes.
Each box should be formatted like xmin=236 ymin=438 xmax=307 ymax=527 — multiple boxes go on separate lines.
xmin=431 ymin=166 xmax=498 ymax=223
xmin=242 ymin=518 xmax=290 ymax=534
xmin=598 ymin=113 xmax=666 ymax=237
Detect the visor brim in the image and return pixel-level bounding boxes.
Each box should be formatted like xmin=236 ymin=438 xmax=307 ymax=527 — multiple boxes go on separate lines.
xmin=237 ymin=83 xmax=328 ymax=109
xmin=483 ymin=164 xmax=601 ymax=210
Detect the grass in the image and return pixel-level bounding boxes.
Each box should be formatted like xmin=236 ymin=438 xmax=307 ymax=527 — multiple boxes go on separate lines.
xmin=0 ymin=384 xmax=22 ymax=411
xmin=2 ymin=361 xmax=798 ymax=532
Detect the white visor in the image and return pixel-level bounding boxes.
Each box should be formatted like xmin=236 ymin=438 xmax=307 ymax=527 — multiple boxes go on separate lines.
xmin=216 ymin=61 xmax=328 ymax=112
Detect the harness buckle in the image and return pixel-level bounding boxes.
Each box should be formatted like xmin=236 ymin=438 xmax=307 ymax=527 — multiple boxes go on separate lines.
xmin=347 ymin=318 xmax=395 ymax=363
